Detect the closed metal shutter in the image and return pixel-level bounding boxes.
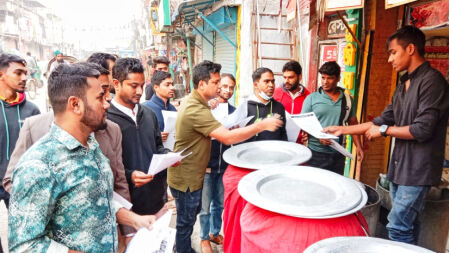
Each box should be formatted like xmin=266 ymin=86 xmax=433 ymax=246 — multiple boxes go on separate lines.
xmin=214 ymin=25 xmax=236 ymax=75
xmin=202 ymin=32 xmax=214 ymax=61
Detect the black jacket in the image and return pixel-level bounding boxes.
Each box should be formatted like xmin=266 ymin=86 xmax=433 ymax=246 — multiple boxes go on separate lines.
xmin=207 ymin=104 xmax=235 ymax=173
xmin=245 ymin=98 xmax=287 ymax=142
xmin=107 ymin=103 xmax=170 ymax=215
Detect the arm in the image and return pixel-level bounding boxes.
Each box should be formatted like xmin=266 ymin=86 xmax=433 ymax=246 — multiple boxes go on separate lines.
xmin=3 ymin=118 xmax=34 ymax=193
xmin=111 ymin=127 xmax=131 ymax=201
xmin=9 ymin=161 xmax=69 ymax=252
xmin=115 ymin=208 xmax=156 ymax=230
xmin=348 ymin=117 xmax=364 ymax=161
xmin=210 ymin=116 xmax=283 ymax=146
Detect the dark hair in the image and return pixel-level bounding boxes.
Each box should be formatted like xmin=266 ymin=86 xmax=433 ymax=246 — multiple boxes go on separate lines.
xmin=87 ymin=52 xmax=116 ymax=71
xmin=151 ymin=70 xmax=172 ymax=86
xmin=252 ymin=67 xmax=273 ymax=82
xmin=282 ymin=61 xmax=302 ymax=75
xmin=221 ymin=73 xmax=236 ymax=83
xmin=152 ymin=56 xmax=170 ymax=67
xmin=112 ymin=57 xmax=144 ymax=83
xmin=85 ymin=62 xmax=109 ymax=75
xmin=318 ymin=61 xmax=341 ymax=77
xmin=386 ymin=25 xmax=425 ymax=57
xmin=192 ymin=60 xmax=222 ymax=89
xmin=48 ymin=63 xmax=100 ymax=114
xmin=0 ymin=53 xmax=26 ymax=71
xmin=26 ymin=52 xmax=31 ymax=56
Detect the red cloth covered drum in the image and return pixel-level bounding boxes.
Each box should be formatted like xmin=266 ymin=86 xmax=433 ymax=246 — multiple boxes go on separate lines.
xmin=240 ymin=203 xmax=369 ymax=253
xmin=223 ymin=165 xmax=252 ymax=253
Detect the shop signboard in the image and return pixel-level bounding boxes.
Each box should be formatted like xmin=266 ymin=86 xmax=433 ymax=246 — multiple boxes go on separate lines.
xmin=326 ymin=0 xmax=364 ymax=12
xmin=386 ymin=0 xmax=418 ymax=9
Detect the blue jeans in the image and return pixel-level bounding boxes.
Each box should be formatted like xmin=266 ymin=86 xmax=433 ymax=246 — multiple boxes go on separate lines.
xmin=0 ymin=185 xmax=9 ymax=208
xmin=199 ymin=173 xmax=224 ymax=240
xmin=170 ymin=187 xmax=202 ymax=253
xmin=387 ymin=183 xmax=429 ymax=244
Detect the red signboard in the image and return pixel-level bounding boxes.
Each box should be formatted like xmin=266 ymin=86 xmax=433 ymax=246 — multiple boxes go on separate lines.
xmin=322 ymin=45 xmax=338 ymax=62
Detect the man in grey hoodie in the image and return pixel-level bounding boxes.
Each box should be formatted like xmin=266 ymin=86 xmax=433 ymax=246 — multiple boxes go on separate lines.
xmin=0 ymin=53 xmax=40 ymax=210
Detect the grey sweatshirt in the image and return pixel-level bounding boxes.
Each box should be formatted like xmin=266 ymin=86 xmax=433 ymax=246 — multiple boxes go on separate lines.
xmin=0 ymin=93 xmax=40 ymax=180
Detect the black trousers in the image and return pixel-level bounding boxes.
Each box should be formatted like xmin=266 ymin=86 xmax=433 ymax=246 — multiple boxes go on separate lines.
xmin=306 ymin=149 xmax=346 ymax=175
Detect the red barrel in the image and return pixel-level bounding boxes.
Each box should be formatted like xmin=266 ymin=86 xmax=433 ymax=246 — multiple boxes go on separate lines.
xmin=240 ymin=203 xmax=369 ymax=252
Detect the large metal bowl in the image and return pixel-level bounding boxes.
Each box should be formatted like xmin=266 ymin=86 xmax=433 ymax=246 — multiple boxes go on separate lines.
xmin=304 ymin=236 xmax=435 ymax=253
xmin=223 ymin=140 xmax=312 ymax=170
xmin=238 ymin=166 xmax=367 ymax=219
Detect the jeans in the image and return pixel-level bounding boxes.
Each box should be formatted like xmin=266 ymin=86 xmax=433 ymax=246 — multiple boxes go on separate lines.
xmin=0 ymin=185 xmax=9 ymax=208
xmin=307 ymin=149 xmax=346 ymax=175
xmin=199 ymin=173 xmax=224 ymax=240
xmin=170 ymin=187 xmax=202 ymax=253
xmin=387 ymin=183 xmax=430 ymax=244
xmin=0 ymin=185 xmax=8 ymax=253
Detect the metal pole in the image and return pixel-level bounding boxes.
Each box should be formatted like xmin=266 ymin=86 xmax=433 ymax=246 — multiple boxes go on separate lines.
xmin=197 ymin=11 xmax=236 ymax=48
xmin=186 ymin=38 xmax=194 ymax=92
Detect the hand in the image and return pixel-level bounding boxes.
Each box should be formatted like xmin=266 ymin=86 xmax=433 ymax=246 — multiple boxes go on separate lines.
xmin=209 ymin=98 xmax=219 ymax=109
xmin=125 ymin=236 xmax=133 ymax=245
xmin=132 ymin=214 xmax=156 ymax=230
xmin=259 ymin=113 xmax=283 ymax=132
xmin=131 ymin=171 xmax=154 ymax=187
xmin=365 ymin=125 xmax=381 ymax=141
xmin=300 ymin=131 xmax=308 ymax=144
xmin=161 ymin=132 xmax=169 ymax=142
xmin=171 ymin=161 xmax=181 ymax=167
xmin=356 ymin=146 xmax=364 ymax=161
xmin=323 ymin=126 xmax=344 ymax=136
xmin=319 ymin=139 xmax=332 ymax=146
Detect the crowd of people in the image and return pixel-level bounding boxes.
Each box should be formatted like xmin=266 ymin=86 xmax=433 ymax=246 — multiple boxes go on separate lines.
xmin=0 ymin=25 xmax=447 ymax=253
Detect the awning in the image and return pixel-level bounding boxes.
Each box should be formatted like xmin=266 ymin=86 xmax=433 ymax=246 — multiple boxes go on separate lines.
xmin=171 ymin=0 xmax=217 ymax=23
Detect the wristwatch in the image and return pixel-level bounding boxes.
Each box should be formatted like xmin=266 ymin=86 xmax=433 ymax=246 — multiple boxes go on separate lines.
xmin=379 ymin=125 xmax=389 ymax=137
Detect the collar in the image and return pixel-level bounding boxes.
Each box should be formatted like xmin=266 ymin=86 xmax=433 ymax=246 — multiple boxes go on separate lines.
xmin=111 ymin=98 xmax=138 ymax=116
xmin=249 ymin=94 xmax=271 ymax=105
xmin=50 ymin=123 xmax=98 ymax=151
xmin=400 ymin=61 xmax=430 ymax=83
xmin=192 ymin=89 xmax=210 ymax=108
xmin=0 ymin=92 xmax=20 ymax=104
xmin=151 ymin=94 xmax=171 ymax=109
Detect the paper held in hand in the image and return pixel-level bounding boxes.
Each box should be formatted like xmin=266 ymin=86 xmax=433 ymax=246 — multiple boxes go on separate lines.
xmin=147 ymin=150 xmax=192 ymax=175
xmin=126 ymin=210 xmax=176 ymax=253
xmin=212 ymin=101 xmax=254 ymax=129
xmin=291 ymin=112 xmax=354 ymax=160
xmin=162 ymin=110 xmax=177 ymax=150
xmin=290 ymin=112 xmax=339 ymax=139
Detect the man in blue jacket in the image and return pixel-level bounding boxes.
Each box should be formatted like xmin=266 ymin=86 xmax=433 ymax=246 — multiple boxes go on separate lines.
xmin=199 ymin=73 xmax=236 ymax=253
xmin=142 ymin=70 xmax=177 ymax=142
xmin=142 ymin=70 xmax=177 ymax=203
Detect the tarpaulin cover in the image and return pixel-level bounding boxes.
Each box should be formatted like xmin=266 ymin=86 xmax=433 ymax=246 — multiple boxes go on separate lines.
xmin=222 ymin=165 xmax=252 ymax=253
xmin=240 ymin=203 xmax=369 ymax=253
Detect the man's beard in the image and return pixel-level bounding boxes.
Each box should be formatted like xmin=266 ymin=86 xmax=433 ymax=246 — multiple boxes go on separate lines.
xmin=81 ymin=105 xmax=107 ymax=132
xmin=57 ymin=59 xmax=64 ymax=63
xmin=287 ymin=81 xmax=300 ymax=92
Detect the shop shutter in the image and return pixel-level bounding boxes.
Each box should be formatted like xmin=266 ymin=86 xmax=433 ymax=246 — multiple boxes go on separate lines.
xmin=202 ymin=32 xmax=214 ymax=61
xmin=214 ymin=25 xmax=236 ymax=75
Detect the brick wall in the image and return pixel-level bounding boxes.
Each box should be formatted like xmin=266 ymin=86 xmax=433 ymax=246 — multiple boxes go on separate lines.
xmin=360 ymin=0 xmax=399 ymax=186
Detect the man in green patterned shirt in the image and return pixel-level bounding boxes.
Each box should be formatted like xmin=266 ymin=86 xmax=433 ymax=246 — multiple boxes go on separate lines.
xmin=8 ymin=63 xmax=153 ymax=253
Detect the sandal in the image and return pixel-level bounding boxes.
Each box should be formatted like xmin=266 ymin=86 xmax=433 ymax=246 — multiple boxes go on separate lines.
xmin=209 ymin=233 xmax=224 ymax=245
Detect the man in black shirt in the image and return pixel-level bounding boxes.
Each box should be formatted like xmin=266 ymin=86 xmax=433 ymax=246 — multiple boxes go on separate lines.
xmin=245 ymin=67 xmax=287 ymax=142
xmin=325 ymin=26 xmax=449 ymax=245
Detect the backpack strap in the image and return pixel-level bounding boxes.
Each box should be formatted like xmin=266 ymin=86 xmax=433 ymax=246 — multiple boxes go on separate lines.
xmin=338 ymin=88 xmax=352 ymax=145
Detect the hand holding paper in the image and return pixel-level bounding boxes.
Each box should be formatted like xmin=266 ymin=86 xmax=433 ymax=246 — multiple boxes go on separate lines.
xmin=147 ymin=150 xmax=192 ymax=175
